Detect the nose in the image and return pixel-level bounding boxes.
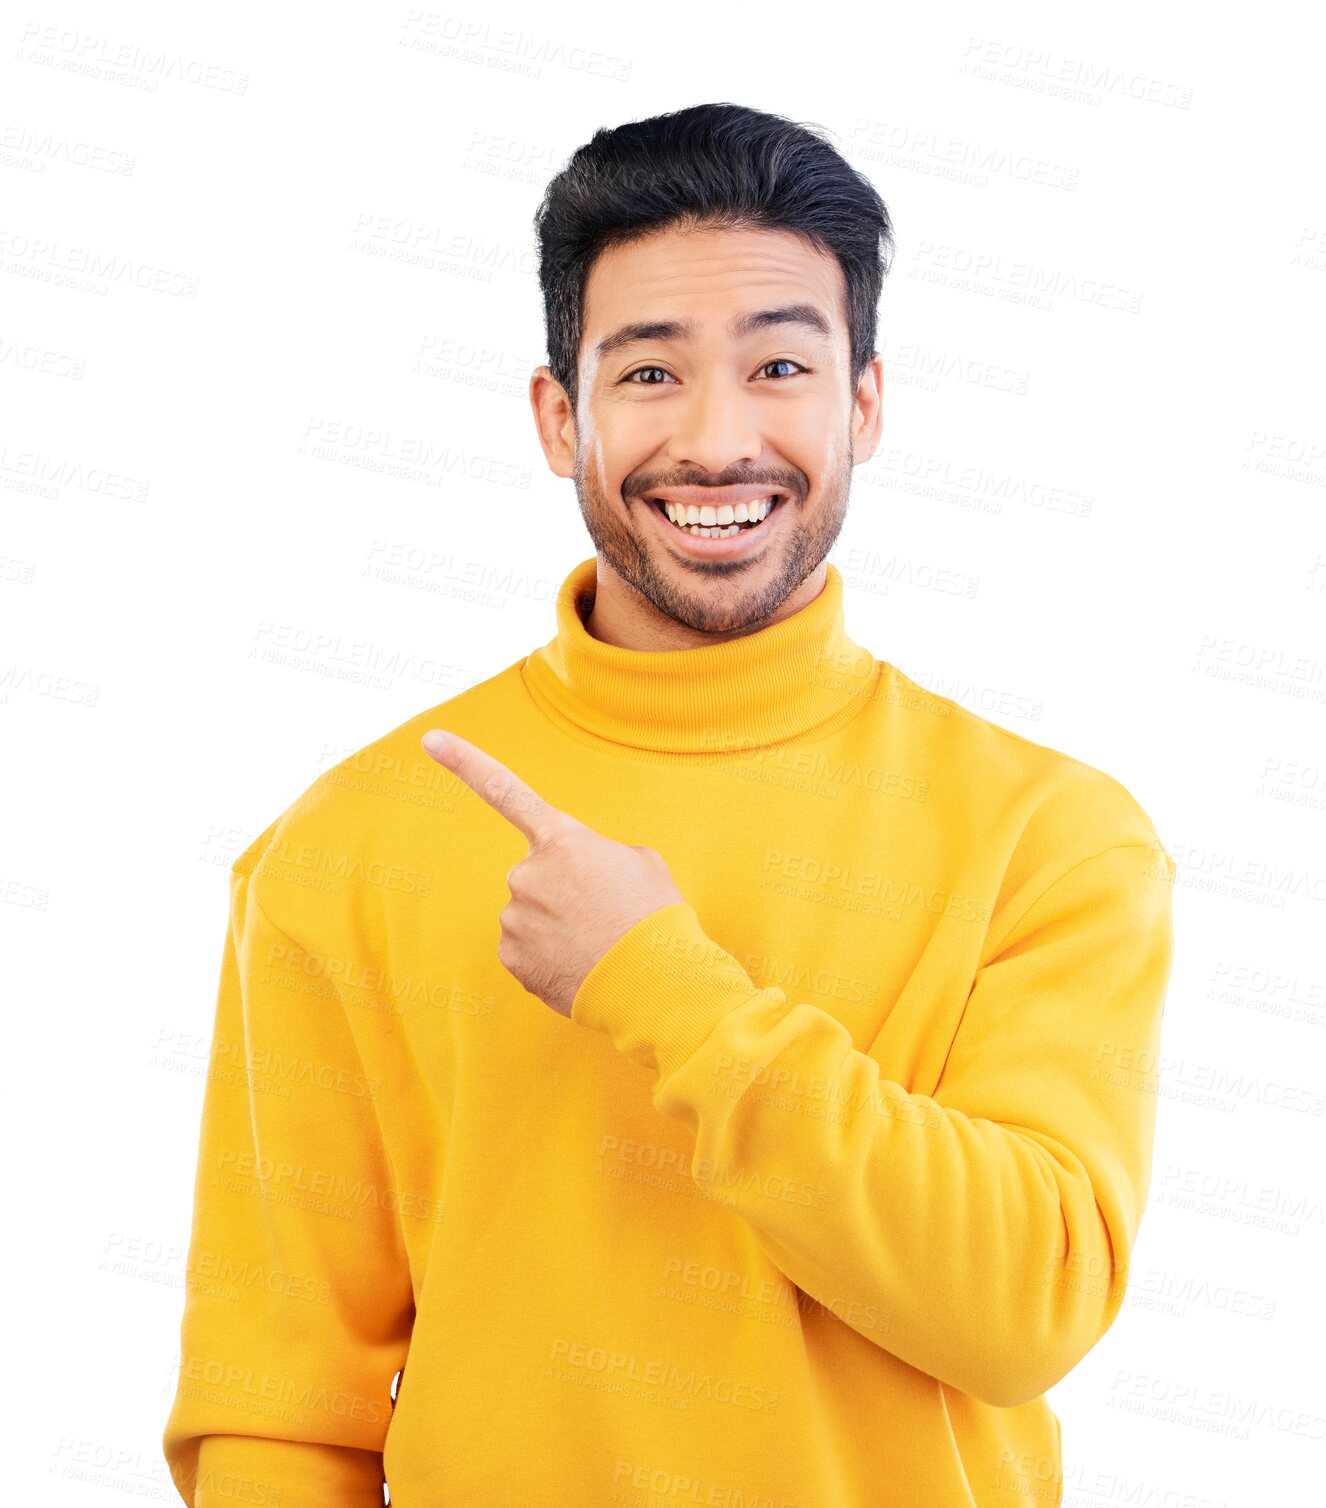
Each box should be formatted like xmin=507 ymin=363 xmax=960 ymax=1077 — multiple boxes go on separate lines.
xmin=663 ymin=373 xmax=763 ymax=475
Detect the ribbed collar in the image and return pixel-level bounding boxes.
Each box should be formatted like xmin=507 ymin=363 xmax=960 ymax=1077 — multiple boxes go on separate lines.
xmin=520 ymin=556 xmax=878 ymax=755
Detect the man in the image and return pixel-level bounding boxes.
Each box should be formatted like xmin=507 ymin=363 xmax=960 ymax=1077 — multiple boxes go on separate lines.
xmin=163 ymin=102 xmax=1175 ymax=1507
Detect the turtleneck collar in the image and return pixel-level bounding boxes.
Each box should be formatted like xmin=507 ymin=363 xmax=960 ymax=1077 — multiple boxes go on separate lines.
xmin=520 ymin=557 xmax=879 ymax=756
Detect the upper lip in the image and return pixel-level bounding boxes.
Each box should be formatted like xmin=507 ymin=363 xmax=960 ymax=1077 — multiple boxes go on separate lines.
xmin=641 ymin=485 xmax=788 ymax=509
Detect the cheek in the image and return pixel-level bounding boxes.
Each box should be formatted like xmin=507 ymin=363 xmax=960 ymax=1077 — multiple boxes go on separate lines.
xmin=604 ymin=410 xmax=668 ymax=468
xmin=781 ymin=399 xmax=841 ymax=453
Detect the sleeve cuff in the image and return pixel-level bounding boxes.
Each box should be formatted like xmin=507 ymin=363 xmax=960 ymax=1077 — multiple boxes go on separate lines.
xmin=570 ymin=901 xmax=773 ymax=1084
xmin=185 ymin=1434 xmax=386 ymax=1507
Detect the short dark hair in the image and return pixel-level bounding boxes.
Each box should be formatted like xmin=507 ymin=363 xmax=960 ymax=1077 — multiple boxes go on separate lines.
xmin=533 ymin=101 xmax=896 ymax=415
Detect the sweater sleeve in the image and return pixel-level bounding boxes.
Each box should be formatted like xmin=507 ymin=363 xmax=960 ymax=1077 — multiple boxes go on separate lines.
xmin=161 ymin=859 xmax=415 ymax=1507
xmin=570 ymin=840 xmax=1176 ymax=1409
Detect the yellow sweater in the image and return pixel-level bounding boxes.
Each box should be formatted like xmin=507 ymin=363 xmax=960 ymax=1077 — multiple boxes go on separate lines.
xmin=163 ymin=555 xmax=1176 ymax=1508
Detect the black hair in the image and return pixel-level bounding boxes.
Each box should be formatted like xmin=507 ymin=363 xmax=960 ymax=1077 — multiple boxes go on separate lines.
xmin=533 ymin=101 xmax=896 ymax=416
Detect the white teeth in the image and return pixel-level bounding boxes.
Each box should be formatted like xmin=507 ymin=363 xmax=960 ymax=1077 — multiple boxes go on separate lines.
xmin=657 ymin=496 xmax=777 ymax=537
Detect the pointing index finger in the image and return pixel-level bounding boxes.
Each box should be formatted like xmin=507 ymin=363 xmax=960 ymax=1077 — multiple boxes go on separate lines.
xmin=421 ymin=729 xmax=564 ymax=846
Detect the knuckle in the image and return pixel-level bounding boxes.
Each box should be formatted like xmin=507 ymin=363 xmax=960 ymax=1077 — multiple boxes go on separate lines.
xmin=535 ymin=825 xmax=567 ymax=857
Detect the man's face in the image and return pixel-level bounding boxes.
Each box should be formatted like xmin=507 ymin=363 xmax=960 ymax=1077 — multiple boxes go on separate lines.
xmin=548 ymin=223 xmax=881 ymax=635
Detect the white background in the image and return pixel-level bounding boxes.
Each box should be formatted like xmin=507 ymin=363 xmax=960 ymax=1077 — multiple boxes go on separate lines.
xmin=3 ymin=1 xmax=1323 ymax=1502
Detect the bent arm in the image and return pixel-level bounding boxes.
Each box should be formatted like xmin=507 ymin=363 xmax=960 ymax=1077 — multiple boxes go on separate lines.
xmin=571 ymin=841 xmax=1176 ymax=1408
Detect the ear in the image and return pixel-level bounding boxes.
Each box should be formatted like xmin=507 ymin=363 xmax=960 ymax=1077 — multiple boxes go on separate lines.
xmin=851 ymin=354 xmax=884 ymax=465
xmin=529 ymin=365 xmax=577 ymax=480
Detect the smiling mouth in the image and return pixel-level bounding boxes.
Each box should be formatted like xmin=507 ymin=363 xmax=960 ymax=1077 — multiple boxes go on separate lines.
xmin=646 ymin=493 xmax=787 ymax=539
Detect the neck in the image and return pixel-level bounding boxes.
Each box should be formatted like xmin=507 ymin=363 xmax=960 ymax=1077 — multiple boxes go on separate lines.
xmin=520 ymin=556 xmax=879 ymax=756
xmin=582 ymin=553 xmax=830 ymax=652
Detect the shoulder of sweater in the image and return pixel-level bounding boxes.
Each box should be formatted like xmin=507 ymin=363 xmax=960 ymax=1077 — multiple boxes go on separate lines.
xmin=229 ymin=656 xmax=529 ymax=933
xmin=879 ymin=662 xmax=1171 ymax=874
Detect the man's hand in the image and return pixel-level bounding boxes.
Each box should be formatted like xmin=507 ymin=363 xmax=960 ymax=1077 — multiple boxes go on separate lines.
xmin=421 ymin=729 xmax=686 ymax=1018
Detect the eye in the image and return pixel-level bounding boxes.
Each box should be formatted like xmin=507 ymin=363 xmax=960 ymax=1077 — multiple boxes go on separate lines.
xmin=758 ymin=358 xmax=809 ymax=380
xmin=620 ymin=365 xmax=676 ymax=385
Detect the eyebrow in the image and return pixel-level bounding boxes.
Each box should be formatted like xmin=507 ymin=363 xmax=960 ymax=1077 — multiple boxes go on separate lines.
xmin=592 ymin=303 xmax=834 ymax=362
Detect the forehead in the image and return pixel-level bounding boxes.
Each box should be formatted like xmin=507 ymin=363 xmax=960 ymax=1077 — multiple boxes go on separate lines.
xmin=582 ymin=224 xmax=846 ymax=342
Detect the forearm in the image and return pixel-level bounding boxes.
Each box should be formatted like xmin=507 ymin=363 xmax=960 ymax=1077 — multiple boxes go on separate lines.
xmin=572 ymin=843 xmax=1175 ymax=1407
